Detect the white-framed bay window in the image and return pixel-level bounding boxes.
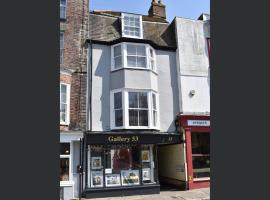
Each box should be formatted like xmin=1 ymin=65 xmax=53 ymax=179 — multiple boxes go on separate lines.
xmin=111 ymin=42 xmax=156 ymax=72
xmin=60 ymin=83 xmax=70 ymax=125
xmin=121 ymin=13 xmax=143 ymax=39
xmin=110 ymin=89 xmax=159 ymax=130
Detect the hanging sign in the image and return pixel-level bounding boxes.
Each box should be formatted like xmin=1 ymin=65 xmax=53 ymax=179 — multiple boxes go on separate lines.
xmin=187 ymin=120 xmax=210 ymax=127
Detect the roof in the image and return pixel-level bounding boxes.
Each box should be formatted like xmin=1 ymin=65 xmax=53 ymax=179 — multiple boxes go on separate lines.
xmin=88 ymin=11 xmax=176 ymax=50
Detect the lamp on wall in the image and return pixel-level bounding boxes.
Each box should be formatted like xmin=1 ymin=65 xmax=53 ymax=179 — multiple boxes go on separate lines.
xmin=189 ymin=90 xmax=195 ymax=97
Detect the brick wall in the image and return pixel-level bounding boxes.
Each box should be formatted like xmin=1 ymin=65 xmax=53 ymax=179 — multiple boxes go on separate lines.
xmin=60 ymin=0 xmax=89 ymax=131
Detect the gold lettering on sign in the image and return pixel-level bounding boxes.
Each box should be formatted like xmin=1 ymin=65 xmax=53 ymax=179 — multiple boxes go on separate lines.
xmin=107 ymin=136 xmax=139 ymax=143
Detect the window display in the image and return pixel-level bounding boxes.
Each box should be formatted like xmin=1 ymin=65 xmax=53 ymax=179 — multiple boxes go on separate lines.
xmin=105 ymin=174 xmax=121 ymax=187
xmin=191 ymin=132 xmax=210 ymax=179
xmin=88 ymin=144 xmax=156 ymax=189
xmin=121 ymin=170 xmax=140 ymax=186
xmin=91 ymin=171 xmax=104 ymax=187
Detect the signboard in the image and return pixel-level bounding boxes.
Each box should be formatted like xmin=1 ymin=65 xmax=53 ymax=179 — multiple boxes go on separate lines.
xmin=187 ymin=120 xmax=210 ymax=127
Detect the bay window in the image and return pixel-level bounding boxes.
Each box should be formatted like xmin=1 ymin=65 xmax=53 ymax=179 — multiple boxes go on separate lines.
xmin=111 ymin=43 xmax=156 ymax=72
xmin=111 ymin=89 xmax=159 ymax=129
xmin=122 ymin=13 xmax=143 ymax=39
xmin=60 ymin=83 xmax=70 ymax=125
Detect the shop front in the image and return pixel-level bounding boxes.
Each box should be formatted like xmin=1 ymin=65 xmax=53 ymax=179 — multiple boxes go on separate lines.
xmin=178 ymin=115 xmax=210 ymax=189
xmin=82 ymin=132 xmax=181 ymax=198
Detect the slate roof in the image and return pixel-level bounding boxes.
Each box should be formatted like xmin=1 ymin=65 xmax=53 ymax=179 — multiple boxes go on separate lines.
xmin=88 ymin=11 xmax=176 ymax=50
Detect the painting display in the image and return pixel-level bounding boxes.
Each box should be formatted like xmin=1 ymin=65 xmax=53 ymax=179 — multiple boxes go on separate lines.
xmin=121 ymin=170 xmax=140 ymax=186
xmin=92 ymin=157 xmax=102 ymax=169
xmin=105 ymin=174 xmax=121 ymax=187
xmin=141 ymin=150 xmax=150 ymax=162
xmin=91 ymin=171 xmax=103 ymax=187
xmin=142 ymin=168 xmax=151 ymax=181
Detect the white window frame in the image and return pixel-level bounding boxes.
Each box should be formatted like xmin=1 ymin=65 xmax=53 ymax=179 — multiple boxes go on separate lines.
xmin=60 ymin=142 xmax=73 ymax=187
xmin=110 ymin=89 xmax=160 ymax=130
xmin=60 ymin=82 xmax=71 ymax=125
xmin=121 ymin=13 xmax=143 ymax=39
xmin=60 ymin=0 xmax=67 ymax=19
xmin=111 ymin=42 xmax=157 ymax=73
xmin=60 ymin=31 xmax=64 ymax=65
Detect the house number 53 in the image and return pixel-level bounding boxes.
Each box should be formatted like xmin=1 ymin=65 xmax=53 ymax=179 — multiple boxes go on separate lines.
xmin=131 ymin=136 xmax=139 ymax=142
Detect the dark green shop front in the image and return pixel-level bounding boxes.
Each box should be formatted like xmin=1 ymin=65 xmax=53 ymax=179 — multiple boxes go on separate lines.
xmin=82 ymin=131 xmax=181 ymax=198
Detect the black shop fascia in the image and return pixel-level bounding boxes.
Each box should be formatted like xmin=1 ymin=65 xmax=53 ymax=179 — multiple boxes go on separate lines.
xmin=81 ymin=131 xmax=181 ymax=198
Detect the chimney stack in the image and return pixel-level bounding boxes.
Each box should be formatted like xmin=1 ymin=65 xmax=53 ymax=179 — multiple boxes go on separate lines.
xmin=148 ymin=0 xmax=166 ymax=19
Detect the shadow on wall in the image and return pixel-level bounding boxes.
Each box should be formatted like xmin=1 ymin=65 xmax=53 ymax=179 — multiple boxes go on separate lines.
xmin=203 ymin=21 xmax=211 ymax=88
xmin=169 ymin=51 xmax=180 ymax=132
xmin=93 ymin=45 xmax=111 ymax=131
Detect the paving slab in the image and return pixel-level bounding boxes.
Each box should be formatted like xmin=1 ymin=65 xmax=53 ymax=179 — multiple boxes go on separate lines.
xmin=80 ymin=188 xmax=210 ymax=200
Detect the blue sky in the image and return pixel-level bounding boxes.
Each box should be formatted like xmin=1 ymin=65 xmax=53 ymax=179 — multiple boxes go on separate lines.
xmin=90 ymin=0 xmax=210 ymax=22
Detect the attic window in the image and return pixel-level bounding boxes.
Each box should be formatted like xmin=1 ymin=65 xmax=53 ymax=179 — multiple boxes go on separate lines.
xmin=121 ymin=13 xmax=143 ymax=39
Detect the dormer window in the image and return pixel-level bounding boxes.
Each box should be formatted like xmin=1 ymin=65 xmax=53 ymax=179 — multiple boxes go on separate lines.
xmin=122 ymin=13 xmax=143 ymax=39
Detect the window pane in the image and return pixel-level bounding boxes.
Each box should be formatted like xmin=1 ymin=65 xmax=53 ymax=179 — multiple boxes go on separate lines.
xmin=60 ymin=7 xmax=66 ymax=19
xmin=114 ymin=92 xmax=122 ymax=109
xmin=135 ymin=31 xmax=140 ymax=37
xmin=152 ymin=93 xmax=156 ymax=110
xmin=127 ymin=45 xmax=136 ymax=55
xmin=60 ymin=0 xmax=66 ymax=6
xmin=191 ymin=133 xmax=210 ymax=154
xmin=60 ymin=103 xmax=67 ymax=122
xmin=127 ymin=56 xmax=136 ymax=67
xmin=60 ymin=143 xmax=70 ymax=155
xmin=114 ymin=45 xmax=121 ymax=57
xmin=60 ymin=158 xmax=69 ymax=181
xmin=137 ymin=45 xmax=146 ymax=56
xmin=114 ymin=56 xmax=122 ymax=69
xmin=137 ymin=57 xmax=146 ymax=68
xmin=129 ymin=109 xmax=138 ymax=126
xmin=115 ymin=110 xmax=123 ymax=127
xmin=139 ymin=110 xmax=148 ymax=126
xmin=150 ymin=48 xmax=154 ymax=58
xmin=192 ymin=155 xmax=210 ymax=178
xmin=60 ymin=33 xmax=64 ymax=49
xmin=139 ymin=92 xmax=148 ymax=108
xmin=153 ymin=111 xmax=157 ymax=126
xmin=128 ymin=92 xmax=138 ymax=108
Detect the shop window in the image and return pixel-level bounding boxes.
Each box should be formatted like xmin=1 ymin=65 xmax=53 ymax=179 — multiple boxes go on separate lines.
xmin=191 ymin=133 xmax=210 ymax=179
xmin=60 ymin=0 xmax=67 ymax=19
xmin=88 ymin=145 xmax=156 ymax=188
xmin=122 ymin=13 xmax=142 ymax=39
xmin=111 ymin=43 xmax=156 ymax=72
xmin=60 ymin=143 xmax=71 ymax=183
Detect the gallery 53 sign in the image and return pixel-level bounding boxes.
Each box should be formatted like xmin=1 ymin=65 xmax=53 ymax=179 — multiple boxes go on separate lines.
xmin=108 ymin=136 xmax=139 ymax=143
xmin=187 ymin=120 xmax=210 ymax=127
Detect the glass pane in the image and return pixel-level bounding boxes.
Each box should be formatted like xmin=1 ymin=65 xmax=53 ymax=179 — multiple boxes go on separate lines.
xmin=153 ymin=111 xmax=157 ymax=127
xmin=60 ymin=33 xmax=64 ymax=49
xmin=124 ymin=18 xmax=129 ymax=26
xmin=128 ymin=92 xmax=138 ymax=108
xmin=139 ymin=110 xmax=148 ymax=126
xmin=60 ymin=49 xmax=64 ymax=64
xmin=60 ymin=104 xmax=67 ymax=122
xmin=130 ymin=20 xmax=135 ymax=27
xmin=114 ymin=92 xmax=122 ymax=109
xmin=114 ymin=56 xmax=122 ymax=69
xmin=135 ymin=31 xmax=140 ymax=37
xmin=124 ymin=30 xmax=129 ymax=36
xmin=60 ymin=0 xmax=66 ymax=6
xmin=60 ymin=143 xmax=70 ymax=155
xmin=152 ymin=93 xmax=156 ymax=109
xmin=137 ymin=45 xmax=146 ymax=56
xmin=61 ymin=85 xmax=67 ymax=103
xmin=150 ymin=48 xmax=154 ymax=58
xmin=192 ymin=155 xmax=210 ymax=178
xmin=115 ymin=110 xmax=123 ymax=127
xmin=127 ymin=45 xmax=136 ymax=55
xmin=137 ymin=57 xmax=146 ymax=68
xmin=60 ymin=7 xmax=66 ymax=19
xmin=191 ymin=133 xmax=210 ymax=154
xmin=127 ymin=56 xmax=136 ymax=67
xmin=60 ymin=158 xmax=69 ymax=181
xmin=114 ymin=45 xmax=121 ymax=57
xmin=135 ymin=21 xmax=140 ymax=27
xmin=129 ymin=109 xmax=138 ymax=126
xmin=139 ymin=92 xmax=148 ymax=108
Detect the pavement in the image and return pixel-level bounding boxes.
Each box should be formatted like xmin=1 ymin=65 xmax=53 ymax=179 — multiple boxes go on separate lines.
xmin=81 ymin=188 xmax=210 ymax=200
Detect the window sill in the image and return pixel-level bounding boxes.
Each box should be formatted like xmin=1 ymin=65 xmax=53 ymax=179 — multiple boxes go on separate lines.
xmin=122 ymin=35 xmax=143 ymax=40
xmin=111 ymin=126 xmax=160 ymax=130
xmin=60 ymin=122 xmax=69 ymax=126
xmin=111 ymin=67 xmax=158 ymax=74
xmin=60 ymin=181 xmax=74 ymax=187
xmin=193 ymin=177 xmax=210 ymax=181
